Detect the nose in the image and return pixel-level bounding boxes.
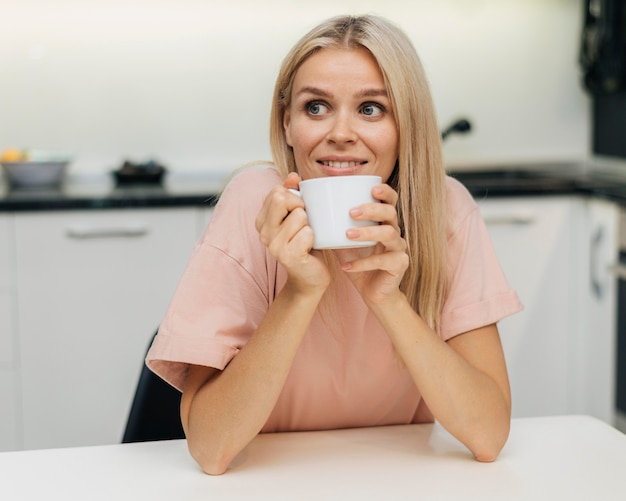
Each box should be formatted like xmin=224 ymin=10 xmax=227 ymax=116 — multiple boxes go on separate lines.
xmin=326 ymin=111 xmax=357 ymax=144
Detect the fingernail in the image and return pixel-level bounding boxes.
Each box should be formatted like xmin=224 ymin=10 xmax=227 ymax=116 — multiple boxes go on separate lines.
xmin=349 ymin=208 xmax=363 ymax=217
xmin=341 ymin=262 xmax=352 ymax=271
xmin=346 ymin=229 xmax=359 ymax=239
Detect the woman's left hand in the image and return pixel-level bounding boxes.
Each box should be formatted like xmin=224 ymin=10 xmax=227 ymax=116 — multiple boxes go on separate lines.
xmin=334 ymin=183 xmax=409 ymax=305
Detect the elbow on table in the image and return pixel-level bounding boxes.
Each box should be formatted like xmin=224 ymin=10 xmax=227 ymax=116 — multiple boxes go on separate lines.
xmin=466 ymin=411 xmax=511 ymax=463
xmin=473 ymin=447 xmax=501 ymax=463
xmin=470 ymin=431 xmax=509 ymax=463
xmin=187 ymin=441 xmax=234 ymax=476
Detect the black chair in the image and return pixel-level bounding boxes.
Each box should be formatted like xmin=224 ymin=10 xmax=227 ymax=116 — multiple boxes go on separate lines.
xmin=122 ymin=331 xmax=185 ymax=443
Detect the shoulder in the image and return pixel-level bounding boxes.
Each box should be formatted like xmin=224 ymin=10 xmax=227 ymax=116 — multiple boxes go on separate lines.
xmin=221 ymin=165 xmax=283 ymax=202
xmin=202 ymin=166 xmax=283 ymax=242
xmin=444 ymin=175 xmax=479 ymax=238
xmin=213 ymin=166 xmax=283 ymax=218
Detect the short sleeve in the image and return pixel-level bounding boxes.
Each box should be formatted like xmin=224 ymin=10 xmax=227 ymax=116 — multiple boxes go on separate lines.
xmin=146 ymin=167 xmax=283 ymax=390
xmin=440 ymin=177 xmax=523 ymax=340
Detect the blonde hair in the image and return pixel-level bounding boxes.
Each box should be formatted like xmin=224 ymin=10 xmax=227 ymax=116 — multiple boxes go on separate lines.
xmin=269 ymin=15 xmax=448 ymax=333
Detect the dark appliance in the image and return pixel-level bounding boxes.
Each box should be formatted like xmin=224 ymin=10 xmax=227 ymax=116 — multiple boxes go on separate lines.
xmin=580 ymin=0 xmax=626 ymax=158
xmin=616 ymin=210 xmax=626 ymax=427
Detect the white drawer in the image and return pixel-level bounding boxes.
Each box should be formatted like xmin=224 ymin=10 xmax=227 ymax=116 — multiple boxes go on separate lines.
xmin=0 ymin=293 xmax=14 ymax=365
xmin=0 ymin=369 xmax=19 ymax=451
xmin=15 ymin=208 xmax=199 ymax=449
xmin=0 ymin=215 xmax=12 ymax=289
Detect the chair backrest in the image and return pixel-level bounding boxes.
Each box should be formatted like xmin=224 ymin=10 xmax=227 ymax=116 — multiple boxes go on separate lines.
xmin=122 ymin=331 xmax=185 ymax=443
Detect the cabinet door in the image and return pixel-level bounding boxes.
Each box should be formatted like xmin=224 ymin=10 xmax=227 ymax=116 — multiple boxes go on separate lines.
xmin=15 ymin=208 xmax=199 ymax=450
xmin=478 ymin=196 xmax=585 ymax=418
xmin=0 ymin=215 xmax=15 ymax=364
xmin=0 ymin=369 xmax=19 ymax=451
xmin=0 ymin=215 xmax=12 ymax=289
xmin=578 ymin=198 xmax=618 ymax=423
xmin=0 ymin=292 xmax=14 ymax=366
xmin=0 ymin=214 xmax=19 ymax=452
xmin=0 ymin=286 xmax=19 ymax=452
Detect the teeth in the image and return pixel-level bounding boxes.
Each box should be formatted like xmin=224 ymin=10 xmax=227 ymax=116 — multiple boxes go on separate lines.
xmin=322 ymin=161 xmax=363 ymax=168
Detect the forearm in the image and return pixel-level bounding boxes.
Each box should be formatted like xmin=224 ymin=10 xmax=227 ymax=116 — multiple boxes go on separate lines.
xmin=185 ymin=283 xmax=324 ymax=474
xmin=369 ymin=292 xmax=511 ymax=462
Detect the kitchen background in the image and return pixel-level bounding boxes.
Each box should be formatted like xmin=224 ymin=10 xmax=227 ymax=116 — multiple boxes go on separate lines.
xmin=3 ymin=0 xmax=626 ymax=452
xmin=0 ymin=0 xmax=591 ymax=177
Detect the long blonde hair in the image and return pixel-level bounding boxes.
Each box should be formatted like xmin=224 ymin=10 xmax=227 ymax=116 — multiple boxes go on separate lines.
xmin=269 ymin=15 xmax=448 ymax=333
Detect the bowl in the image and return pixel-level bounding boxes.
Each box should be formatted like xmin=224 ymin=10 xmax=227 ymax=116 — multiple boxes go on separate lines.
xmin=1 ymin=160 xmax=70 ymax=188
xmin=112 ymin=160 xmax=167 ymax=186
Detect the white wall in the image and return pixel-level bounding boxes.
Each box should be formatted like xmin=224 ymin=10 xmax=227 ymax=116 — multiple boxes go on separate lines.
xmin=0 ymin=0 xmax=588 ymax=177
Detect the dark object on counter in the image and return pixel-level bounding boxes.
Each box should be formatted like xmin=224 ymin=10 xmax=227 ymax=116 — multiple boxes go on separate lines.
xmin=441 ymin=118 xmax=472 ymax=140
xmin=593 ymin=91 xmax=626 ymax=158
xmin=112 ymin=160 xmax=167 ymax=186
xmin=123 ymin=330 xmax=184 ymax=443
xmin=579 ymin=0 xmax=626 ymax=95
xmin=617 ymin=250 xmax=626 ymax=419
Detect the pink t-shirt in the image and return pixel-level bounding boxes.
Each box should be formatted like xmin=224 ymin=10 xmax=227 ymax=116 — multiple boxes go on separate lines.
xmin=146 ymin=167 xmax=522 ymax=432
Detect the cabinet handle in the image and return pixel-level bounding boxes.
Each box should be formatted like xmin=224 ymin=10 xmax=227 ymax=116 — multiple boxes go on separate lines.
xmin=590 ymin=226 xmax=604 ymax=299
xmin=482 ymin=214 xmax=535 ymax=226
xmin=65 ymin=224 xmax=149 ymax=239
xmin=608 ymin=263 xmax=626 ymax=280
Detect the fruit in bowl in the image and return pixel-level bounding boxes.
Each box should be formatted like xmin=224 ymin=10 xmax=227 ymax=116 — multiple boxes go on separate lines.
xmin=0 ymin=148 xmax=24 ymax=162
xmin=1 ymin=149 xmax=71 ymax=188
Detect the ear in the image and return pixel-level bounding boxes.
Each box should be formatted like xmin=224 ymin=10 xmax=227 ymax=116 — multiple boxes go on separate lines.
xmin=283 ymin=109 xmax=293 ymax=147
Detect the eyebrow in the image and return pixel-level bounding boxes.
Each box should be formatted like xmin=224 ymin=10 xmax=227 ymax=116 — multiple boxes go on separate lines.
xmin=295 ymin=86 xmax=388 ymax=99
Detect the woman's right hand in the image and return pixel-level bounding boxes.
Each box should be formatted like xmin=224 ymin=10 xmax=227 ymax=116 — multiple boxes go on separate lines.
xmin=255 ymin=172 xmax=331 ymax=294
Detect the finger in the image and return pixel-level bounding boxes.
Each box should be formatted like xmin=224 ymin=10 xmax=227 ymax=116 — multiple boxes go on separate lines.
xmin=372 ymin=184 xmax=398 ymax=207
xmin=266 ymin=206 xmax=302 ymax=252
xmin=267 ymin=208 xmax=315 ymax=262
xmin=350 ymin=203 xmax=399 ymax=229
xmin=284 ymin=172 xmax=301 ymax=190
xmin=349 ymin=205 xmax=401 ymax=241
xmin=342 ymin=250 xmax=409 ymax=276
xmin=351 ymin=184 xmax=401 ymax=231
xmin=256 ymin=184 xmax=305 ymax=236
xmin=346 ymin=224 xmax=406 ymax=252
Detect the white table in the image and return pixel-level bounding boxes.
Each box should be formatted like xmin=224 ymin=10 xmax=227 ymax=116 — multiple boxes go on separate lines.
xmin=1 ymin=415 xmax=625 ymax=500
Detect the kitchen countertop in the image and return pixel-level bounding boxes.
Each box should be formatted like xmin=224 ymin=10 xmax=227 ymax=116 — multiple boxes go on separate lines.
xmin=2 ymin=165 xmax=626 ymax=212
xmin=450 ymin=165 xmax=626 ymax=204
xmin=0 ymin=174 xmax=224 ymax=212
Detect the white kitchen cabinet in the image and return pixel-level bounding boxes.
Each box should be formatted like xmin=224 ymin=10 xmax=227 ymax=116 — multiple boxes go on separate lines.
xmin=479 ymin=195 xmax=617 ymax=423
xmin=197 ymin=207 xmax=214 ymax=235
xmin=574 ymin=198 xmax=618 ymax=423
xmin=0 ymin=214 xmax=20 ymax=452
xmin=0 ymin=215 xmax=11 ymax=289
xmin=0 ymin=369 xmax=19 ymax=451
xmin=0 ymin=291 xmax=15 ymax=366
xmin=0 ymin=290 xmax=19 ymax=452
xmin=14 ymin=208 xmax=204 ymax=450
xmin=0 ymin=214 xmax=15 ymax=364
xmin=0 ymin=291 xmax=14 ymax=368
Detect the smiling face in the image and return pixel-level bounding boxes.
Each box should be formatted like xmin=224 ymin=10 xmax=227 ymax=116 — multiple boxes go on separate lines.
xmin=283 ymin=47 xmax=399 ymax=181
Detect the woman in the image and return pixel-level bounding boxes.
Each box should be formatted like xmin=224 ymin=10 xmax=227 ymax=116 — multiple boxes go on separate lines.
xmin=146 ymin=14 xmax=523 ymax=475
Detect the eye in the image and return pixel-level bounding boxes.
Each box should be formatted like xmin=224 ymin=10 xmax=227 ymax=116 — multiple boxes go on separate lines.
xmin=361 ymin=102 xmax=385 ymax=117
xmin=306 ymin=101 xmax=330 ymax=116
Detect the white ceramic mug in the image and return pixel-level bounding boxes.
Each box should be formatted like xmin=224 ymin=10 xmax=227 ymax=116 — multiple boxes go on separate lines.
xmin=290 ymin=175 xmax=382 ymax=250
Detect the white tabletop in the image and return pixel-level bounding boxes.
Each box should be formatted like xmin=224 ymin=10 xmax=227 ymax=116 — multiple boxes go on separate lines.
xmin=1 ymin=415 xmax=625 ymax=500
